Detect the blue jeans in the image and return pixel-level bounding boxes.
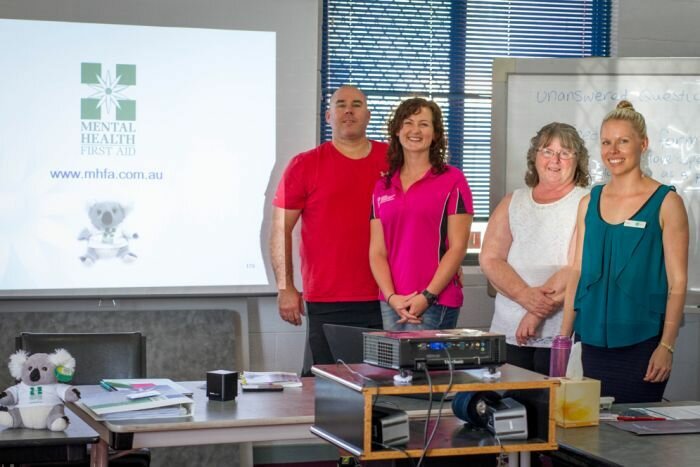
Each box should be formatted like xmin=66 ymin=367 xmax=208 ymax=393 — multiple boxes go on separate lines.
xmin=380 ymin=300 xmax=460 ymax=331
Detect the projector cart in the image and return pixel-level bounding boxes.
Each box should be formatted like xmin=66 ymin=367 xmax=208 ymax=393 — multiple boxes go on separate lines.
xmin=310 ymin=363 xmax=558 ymax=462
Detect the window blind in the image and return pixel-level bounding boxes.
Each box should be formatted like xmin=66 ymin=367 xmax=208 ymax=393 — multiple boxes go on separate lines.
xmin=321 ymin=0 xmax=612 ymax=218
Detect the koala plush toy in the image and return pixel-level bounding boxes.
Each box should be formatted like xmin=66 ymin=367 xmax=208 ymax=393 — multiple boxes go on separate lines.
xmin=0 ymin=349 xmax=81 ymax=431
xmin=78 ymin=201 xmax=139 ymax=265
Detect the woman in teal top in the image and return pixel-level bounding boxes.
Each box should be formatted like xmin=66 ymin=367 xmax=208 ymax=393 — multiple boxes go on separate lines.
xmin=561 ymin=101 xmax=689 ymax=403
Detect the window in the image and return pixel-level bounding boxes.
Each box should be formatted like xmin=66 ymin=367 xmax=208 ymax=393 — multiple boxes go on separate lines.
xmin=321 ymin=0 xmax=613 ymax=226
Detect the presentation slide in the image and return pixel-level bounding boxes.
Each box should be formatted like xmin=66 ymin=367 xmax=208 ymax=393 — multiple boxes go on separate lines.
xmin=0 ymin=19 xmax=275 ymax=293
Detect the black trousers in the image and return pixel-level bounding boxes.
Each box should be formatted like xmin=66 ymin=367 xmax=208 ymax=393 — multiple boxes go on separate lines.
xmin=578 ymin=335 xmax=667 ymax=403
xmin=506 ymin=343 xmax=552 ymax=375
xmin=305 ymin=300 xmax=382 ymax=367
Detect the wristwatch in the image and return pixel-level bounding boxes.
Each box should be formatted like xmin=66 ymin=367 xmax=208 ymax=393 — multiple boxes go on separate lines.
xmin=421 ymin=289 xmax=438 ymax=306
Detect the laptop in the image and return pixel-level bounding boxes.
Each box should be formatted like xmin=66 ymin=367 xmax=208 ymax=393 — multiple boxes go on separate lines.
xmin=323 ymin=323 xmax=380 ymax=365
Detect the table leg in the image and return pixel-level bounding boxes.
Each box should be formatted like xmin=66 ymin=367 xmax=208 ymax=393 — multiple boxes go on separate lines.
xmin=519 ymin=451 xmax=530 ymax=467
xmin=90 ymin=439 xmax=109 ymax=467
xmin=507 ymin=451 xmax=531 ymax=467
xmin=240 ymin=441 xmax=254 ymax=467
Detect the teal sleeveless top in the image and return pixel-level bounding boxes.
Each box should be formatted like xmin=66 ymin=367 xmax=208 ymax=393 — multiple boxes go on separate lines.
xmin=574 ymin=184 xmax=674 ymax=348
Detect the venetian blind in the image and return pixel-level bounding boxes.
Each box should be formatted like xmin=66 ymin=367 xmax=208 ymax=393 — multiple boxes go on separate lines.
xmin=321 ymin=0 xmax=612 ymax=218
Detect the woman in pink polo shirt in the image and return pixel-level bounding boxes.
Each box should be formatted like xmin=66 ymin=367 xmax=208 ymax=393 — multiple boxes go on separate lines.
xmin=369 ymin=98 xmax=474 ymax=330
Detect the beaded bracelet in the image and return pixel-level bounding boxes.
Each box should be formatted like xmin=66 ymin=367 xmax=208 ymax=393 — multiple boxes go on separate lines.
xmin=386 ymin=293 xmax=396 ymax=304
xmin=659 ymin=341 xmax=675 ymax=354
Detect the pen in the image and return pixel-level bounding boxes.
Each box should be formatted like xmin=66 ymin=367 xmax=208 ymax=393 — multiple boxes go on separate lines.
xmin=99 ymin=381 xmax=115 ymax=391
xmin=617 ymin=416 xmax=666 ymax=421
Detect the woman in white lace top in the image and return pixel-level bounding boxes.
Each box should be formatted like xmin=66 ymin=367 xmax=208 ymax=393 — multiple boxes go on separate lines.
xmin=480 ymin=122 xmax=590 ymax=374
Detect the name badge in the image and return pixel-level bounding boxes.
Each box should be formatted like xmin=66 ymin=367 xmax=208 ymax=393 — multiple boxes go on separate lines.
xmin=624 ymin=219 xmax=646 ymax=229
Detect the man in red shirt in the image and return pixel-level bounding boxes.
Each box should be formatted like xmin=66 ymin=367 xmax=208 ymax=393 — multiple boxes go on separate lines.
xmin=270 ymin=86 xmax=388 ymax=368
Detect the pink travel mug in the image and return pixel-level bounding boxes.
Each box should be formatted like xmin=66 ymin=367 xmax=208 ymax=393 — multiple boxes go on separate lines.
xmin=549 ymin=335 xmax=572 ymax=377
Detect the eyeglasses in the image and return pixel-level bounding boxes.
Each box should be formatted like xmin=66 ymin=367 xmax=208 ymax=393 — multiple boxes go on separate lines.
xmin=538 ymin=148 xmax=575 ymax=160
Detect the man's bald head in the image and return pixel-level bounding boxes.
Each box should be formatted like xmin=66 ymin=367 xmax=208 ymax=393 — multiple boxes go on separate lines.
xmin=326 ymin=86 xmax=371 ymax=142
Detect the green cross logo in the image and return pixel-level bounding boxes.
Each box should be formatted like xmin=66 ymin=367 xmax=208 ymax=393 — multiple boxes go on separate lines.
xmin=81 ymin=63 xmax=136 ymax=121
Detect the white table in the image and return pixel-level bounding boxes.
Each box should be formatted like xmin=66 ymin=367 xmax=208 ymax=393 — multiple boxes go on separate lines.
xmin=69 ymin=380 xmax=316 ymax=467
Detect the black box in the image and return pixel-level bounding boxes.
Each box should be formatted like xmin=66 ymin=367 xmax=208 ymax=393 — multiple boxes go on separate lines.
xmin=207 ymin=370 xmax=238 ymax=401
xmin=371 ymin=405 xmax=409 ymax=446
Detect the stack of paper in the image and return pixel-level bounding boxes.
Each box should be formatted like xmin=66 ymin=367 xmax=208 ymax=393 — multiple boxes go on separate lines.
xmin=100 ymin=378 xmax=192 ymax=395
xmin=80 ymin=384 xmax=194 ymax=421
xmin=99 ymin=406 xmax=191 ymax=421
xmin=241 ymin=371 xmax=302 ymax=387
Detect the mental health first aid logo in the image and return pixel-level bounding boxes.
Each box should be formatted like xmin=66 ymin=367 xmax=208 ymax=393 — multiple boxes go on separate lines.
xmin=80 ymin=63 xmax=137 ymax=157
xmin=81 ymin=63 xmax=136 ymax=121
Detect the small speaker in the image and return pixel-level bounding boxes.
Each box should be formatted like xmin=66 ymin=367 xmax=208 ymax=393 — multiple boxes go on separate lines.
xmin=207 ymin=370 xmax=238 ymax=401
xmin=452 ymin=391 xmax=528 ymax=440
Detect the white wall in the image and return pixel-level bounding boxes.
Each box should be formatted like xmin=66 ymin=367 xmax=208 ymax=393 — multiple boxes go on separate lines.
xmin=616 ymin=0 xmax=700 ymax=57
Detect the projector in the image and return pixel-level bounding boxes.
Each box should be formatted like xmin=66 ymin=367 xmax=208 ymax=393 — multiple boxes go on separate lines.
xmin=363 ymin=329 xmax=506 ymax=371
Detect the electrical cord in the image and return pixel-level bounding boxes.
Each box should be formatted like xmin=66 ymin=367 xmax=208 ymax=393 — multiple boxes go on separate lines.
xmin=335 ymin=359 xmax=376 ymax=383
xmin=494 ymin=433 xmax=508 ymax=467
xmin=415 ymin=347 xmax=456 ymax=467
xmin=372 ymin=441 xmax=416 ymax=467
xmin=418 ymin=362 xmax=433 ymax=450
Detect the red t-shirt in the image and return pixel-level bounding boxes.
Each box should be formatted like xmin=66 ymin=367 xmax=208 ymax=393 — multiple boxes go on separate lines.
xmin=273 ymin=141 xmax=389 ymax=302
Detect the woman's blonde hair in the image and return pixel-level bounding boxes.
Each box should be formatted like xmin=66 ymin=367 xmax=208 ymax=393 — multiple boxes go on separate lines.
xmin=601 ymin=100 xmax=647 ymax=139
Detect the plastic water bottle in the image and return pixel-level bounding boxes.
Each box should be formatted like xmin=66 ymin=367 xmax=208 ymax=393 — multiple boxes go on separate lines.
xmin=549 ymin=335 xmax=572 ymax=377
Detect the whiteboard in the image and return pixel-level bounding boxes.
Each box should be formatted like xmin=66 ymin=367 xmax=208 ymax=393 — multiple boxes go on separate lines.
xmin=491 ymin=58 xmax=700 ymax=296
